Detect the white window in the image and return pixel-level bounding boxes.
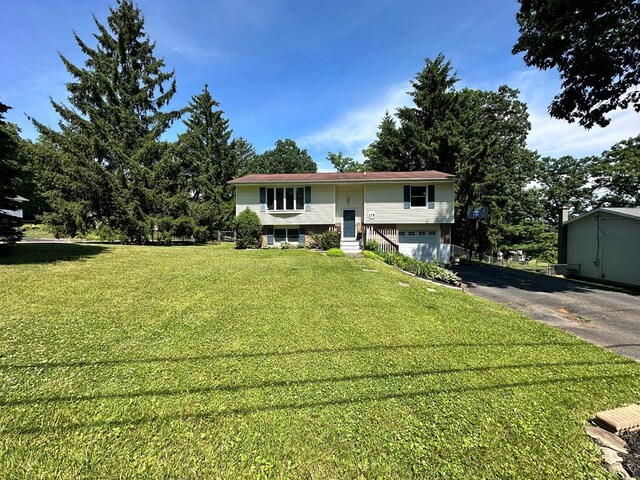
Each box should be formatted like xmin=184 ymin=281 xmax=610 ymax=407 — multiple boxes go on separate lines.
xmin=267 ymin=187 xmax=305 ymax=211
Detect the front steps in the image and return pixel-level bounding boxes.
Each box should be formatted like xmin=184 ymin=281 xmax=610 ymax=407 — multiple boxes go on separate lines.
xmin=340 ymin=239 xmax=362 ymax=254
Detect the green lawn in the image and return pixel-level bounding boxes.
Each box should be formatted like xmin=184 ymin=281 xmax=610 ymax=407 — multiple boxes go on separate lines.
xmin=1 ymin=243 xmax=638 ymax=479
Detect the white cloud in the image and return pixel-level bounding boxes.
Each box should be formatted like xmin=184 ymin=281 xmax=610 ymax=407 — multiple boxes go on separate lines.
xmin=297 ymin=82 xmax=412 ymax=164
xmin=508 ymin=69 xmax=639 ymax=157
xmin=300 ymin=69 xmax=639 ymax=172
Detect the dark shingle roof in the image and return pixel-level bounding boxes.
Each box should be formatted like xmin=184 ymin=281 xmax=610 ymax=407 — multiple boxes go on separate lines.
xmin=229 ymin=170 xmax=457 ymax=184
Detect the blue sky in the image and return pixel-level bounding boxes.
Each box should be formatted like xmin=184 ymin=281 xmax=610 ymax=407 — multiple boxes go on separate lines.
xmin=2 ymin=0 xmax=638 ymax=171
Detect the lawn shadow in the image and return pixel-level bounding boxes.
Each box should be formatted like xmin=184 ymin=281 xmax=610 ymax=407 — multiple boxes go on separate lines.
xmin=0 ymin=358 xmax=632 ymax=408
xmin=0 ymin=243 xmax=108 ymax=265
xmin=0 ymin=340 xmax=593 ymax=370
xmin=4 ymin=369 xmax=639 ymax=436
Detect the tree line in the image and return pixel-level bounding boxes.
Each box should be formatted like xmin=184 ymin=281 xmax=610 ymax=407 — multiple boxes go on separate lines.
xmin=1 ymin=0 xmax=638 ymax=260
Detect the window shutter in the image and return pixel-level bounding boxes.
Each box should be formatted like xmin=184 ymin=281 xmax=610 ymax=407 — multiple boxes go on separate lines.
xmin=259 ymin=187 xmax=266 ymax=212
xmin=428 ymin=185 xmax=435 ymax=209
xmin=403 ymin=185 xmax=410 ymax=209
xmin=298 ymin=227 xmax=306 ymax=244
xmin=304 ymin=186 xmax=311 ymax=211
xmin=267 ymin=227 xmax=274 ymax=245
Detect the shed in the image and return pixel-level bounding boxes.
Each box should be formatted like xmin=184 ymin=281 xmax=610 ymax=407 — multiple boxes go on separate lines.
xmin=561 ymin=207 xmax=640 ymax=287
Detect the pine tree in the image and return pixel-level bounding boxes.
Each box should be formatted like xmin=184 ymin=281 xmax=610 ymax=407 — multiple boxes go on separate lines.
xmin=363 ymin=56 xmax=535 ymax=255
xmin=171 ymin=84 xmax=237 ymax=233
xmin=362 ymin=112 xmax=402 ymax=171
xmin=0 ymin=102 xmax=23 ymax=243
xmin=32 ymin=0 xmax=179 ymax=243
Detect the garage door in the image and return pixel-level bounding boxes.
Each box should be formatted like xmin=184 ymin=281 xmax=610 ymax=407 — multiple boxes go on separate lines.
xmin=398 ymin=228 xmax=439 ymax=261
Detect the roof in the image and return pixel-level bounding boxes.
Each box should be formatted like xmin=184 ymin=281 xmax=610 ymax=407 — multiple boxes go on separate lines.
xmin=229 ymin=170 xmax=457 ymax=185
xmin=565 ymin=207 xmax=640 ymax=225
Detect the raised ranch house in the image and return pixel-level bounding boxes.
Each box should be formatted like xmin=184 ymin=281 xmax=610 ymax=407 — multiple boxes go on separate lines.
xmin=229 ymin=171 xmax=457 ymax=262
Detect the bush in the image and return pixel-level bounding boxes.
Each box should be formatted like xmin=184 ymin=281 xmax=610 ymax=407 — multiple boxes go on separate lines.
xmin=234 ymin=208 xmax=262 ymax=249
xmin=193 ymin=226 xmax=209 ymax=244
xmin=155 ymin=217 xmax=174 ymax=246
xmin=326 ymin=248 xmax=345 ymax=257
xmin=373 ymin=250 xmax=461 ymax=285
xmin=364 ymin=239 xmax=380 ymax=252
xmin=363 ymin=250 xmax=383 ymax=261
xmin=280 ymin=242 xmax=293 ymax=249
xmin=320 ymin=230 xmax=340 ymax=250
xmin=172 ymin=216 xmax=196 ymax=239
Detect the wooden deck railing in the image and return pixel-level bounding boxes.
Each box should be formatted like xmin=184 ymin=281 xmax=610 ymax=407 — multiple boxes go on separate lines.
xmin=365 ymin=226 xmax=399 ymax=253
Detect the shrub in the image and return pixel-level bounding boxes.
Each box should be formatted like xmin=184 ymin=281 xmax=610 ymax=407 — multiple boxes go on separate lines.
xmin=364 ymin=239 xmax=380 ymax=252
xmin=193 ymin=226 xmax=209 ymax=244
xmin=234 ymin=208 xmax=262 ymax=249
xmin=320 ymin=230 xmax=340 ymax=250
xmin=172 ymin=216 xmax=196 ymax=239
xmin=155 ymin=217 xmax=174 ymax=246
xmin=326 ymin=248 xmax=345 ymax=257
xmin=363 ymin=250 xmax=383 ymax=261
xmin=280 ymin=242 xmax=293 ymax=249
xmin=375 ymin=250 xmax=461 ymax=285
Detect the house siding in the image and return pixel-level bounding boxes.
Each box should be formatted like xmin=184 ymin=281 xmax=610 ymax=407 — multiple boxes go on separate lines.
xmin=335 ymin=184 xmax=364 ymax=227
xmin=567 ymin=211 xmax=640 ymax=286
xmin=364 ymin=182 xmax=455 ymax=224
xmin=236 ymin=185 xmax=335 ymax=226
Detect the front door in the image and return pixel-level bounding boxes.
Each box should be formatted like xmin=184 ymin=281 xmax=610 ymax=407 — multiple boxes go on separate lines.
xmin=343 ymin=210 xmax=356 ymax=238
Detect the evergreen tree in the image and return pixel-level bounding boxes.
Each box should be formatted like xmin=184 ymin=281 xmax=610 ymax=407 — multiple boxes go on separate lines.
xmin=253 ymin=139 xmax=317 ymax=174
xmin=362 ymin=112 xmax=402 ymax=171
xmin=363 ymin=56 xmax=535 ymax=255
xmin=232 ymin=137 xmax=258 ymax=177
xmin=167 ymin=84 xmax=237 ymax=234
xmin=0 ymin=102 xmax=23 ymax=243
xmin=32 ymin=0 xmax=179 ymax=243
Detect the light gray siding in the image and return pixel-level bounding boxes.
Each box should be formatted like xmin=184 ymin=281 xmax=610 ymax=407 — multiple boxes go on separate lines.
xmin=335 ymin=184 xmax=364 ymax=226
xmin=235 ymin=185 xmax=335 ymax=226
xmin=567 ymin=211 xmax=640 ymax=286
xmin=364 ymin=182 xmax=454 ymax=224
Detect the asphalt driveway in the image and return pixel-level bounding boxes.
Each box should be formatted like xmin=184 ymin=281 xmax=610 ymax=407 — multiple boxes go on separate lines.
xmin=452 ymin=264 xmax=640 ymax=361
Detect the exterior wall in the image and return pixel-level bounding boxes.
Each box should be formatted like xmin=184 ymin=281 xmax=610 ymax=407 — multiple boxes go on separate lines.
xmin=364 ymin=182 xmax=454 ymax=224
xmin=334 ymin=184 xmax=364 ymax=231
xmin=236 ymin=184 xmax=335 ymax=226
xmin=567 ymin=212 xmax=640 ymax=286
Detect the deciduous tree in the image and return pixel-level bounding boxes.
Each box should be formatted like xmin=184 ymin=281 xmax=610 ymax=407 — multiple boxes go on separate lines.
xmin=512 ymin=0 xmax=640 ymax=128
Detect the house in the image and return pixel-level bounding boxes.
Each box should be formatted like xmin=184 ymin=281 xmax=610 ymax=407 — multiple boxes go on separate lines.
xmin=229 ymin=171 xmax=457 ymax=262
xmin=559 ymin=207 xmax=640 ymax=287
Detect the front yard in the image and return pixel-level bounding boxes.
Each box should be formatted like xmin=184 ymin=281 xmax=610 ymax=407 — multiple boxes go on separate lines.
xmin=1 ymin=243 xmax=639 ymax=478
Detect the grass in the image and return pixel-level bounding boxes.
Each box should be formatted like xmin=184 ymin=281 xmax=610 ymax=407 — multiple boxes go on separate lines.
xmin=20 ymin=224 xmax=57 ymax=240
xmin=1 ymin=243 xmax=639 ymax=479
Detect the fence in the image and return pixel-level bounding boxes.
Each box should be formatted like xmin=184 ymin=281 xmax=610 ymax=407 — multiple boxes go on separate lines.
xmin=451 ymin=244 xmax=576 ymax=277
xmin=364 ymin=226 xmax=398 ymax=253
xmin=214 ymin=230 xmax=236 ymax=242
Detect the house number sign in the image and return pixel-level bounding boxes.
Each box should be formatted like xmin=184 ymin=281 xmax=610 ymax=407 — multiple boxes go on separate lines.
xmin=367 ymin=211 xmax=376 ymax=220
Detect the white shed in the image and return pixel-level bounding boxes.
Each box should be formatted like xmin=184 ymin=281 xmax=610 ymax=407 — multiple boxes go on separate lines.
xmin=563 ymin=207 xmax=640 ymax=287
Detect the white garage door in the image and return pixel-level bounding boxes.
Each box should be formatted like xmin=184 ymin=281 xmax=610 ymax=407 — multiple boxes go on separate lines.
xmin=398 ymin=228 xmax=439 ymax=261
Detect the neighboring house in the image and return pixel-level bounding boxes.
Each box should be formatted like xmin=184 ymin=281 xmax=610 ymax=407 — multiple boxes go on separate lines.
xmin=229 ymin=171 xmax=457 ymax=262
xmin=0 ymin=196 xmax=27 ymax=219
xmin=559 ymin=207 xmax=640 ymax=287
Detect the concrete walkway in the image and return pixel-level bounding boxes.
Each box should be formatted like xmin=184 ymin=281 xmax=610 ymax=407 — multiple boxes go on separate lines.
xmin=452 ymin=264 xmax=640 ymax=361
